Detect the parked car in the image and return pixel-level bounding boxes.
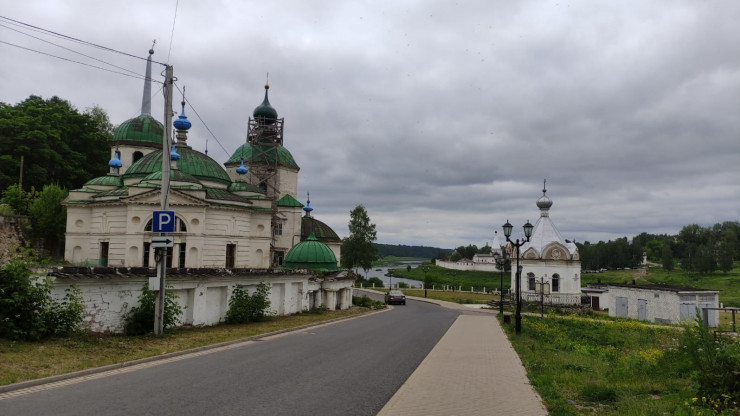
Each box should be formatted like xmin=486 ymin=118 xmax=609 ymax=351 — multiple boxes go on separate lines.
xmin=385 ymin=290 xmax=406 ymax=305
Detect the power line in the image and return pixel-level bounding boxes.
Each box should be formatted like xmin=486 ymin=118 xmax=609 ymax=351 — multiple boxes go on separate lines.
xmin=174 ymin=83 xmax=230 ymax=157
xmin=0 ymin=40 xmax=158 ymax=82
xmin=167 ymin=0 xmax=179 ymax=64
xmin=0 ymin=22 xmax=142 ymax=78
xmin=0 ymin=15 xmax=167 ymax=66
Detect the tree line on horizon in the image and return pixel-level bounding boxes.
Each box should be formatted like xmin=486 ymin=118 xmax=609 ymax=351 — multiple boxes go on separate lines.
xmin=444 ymin=222 xmax=739 ymax=274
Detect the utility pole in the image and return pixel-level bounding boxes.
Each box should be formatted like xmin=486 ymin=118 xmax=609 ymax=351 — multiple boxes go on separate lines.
xmin=154 ymin=64 xmax=174 ymax=336
xmin=18 ymin=155 xmax=23 ymax=187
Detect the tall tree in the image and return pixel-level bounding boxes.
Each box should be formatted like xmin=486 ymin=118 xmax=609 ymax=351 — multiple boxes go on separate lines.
xmin=341 ymin=205 xmax=377 ymax=274
xmin=0 ymin=184 xmax=34 ymax=216
xmin=0 ymin=96 xmax=111 ymax=191
xmin=662 ymin=244 xmax=674 ymax=272
xmin=29 ymin=184 xmax=68 ymax=257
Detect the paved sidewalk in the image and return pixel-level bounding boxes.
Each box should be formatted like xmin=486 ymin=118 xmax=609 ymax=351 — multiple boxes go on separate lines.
xmin=377 ymin=310 xmax=548 ymax=416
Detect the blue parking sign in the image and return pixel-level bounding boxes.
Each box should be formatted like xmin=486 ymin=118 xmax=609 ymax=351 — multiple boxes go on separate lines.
xmin=153 ymin=211 xmax=175 ymax=233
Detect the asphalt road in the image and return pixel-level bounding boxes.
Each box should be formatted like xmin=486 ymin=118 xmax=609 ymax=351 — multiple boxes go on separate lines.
xmin=0 ymin=293 xmax=460 ymax=416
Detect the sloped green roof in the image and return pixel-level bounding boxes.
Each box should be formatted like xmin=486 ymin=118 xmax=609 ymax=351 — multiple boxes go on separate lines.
xmin=92 ymin=187 xmax=129 ymax=198
xmin=124 ymin=144 xmax=231 ymax=186
xmin=284 ymin=233 xmax=338 ymax=271
xmin=301 ymin=217 xmax=341 ymax=243
xmin=84 ymin=175 xmax=123 ymax=187
xmin=204 ymin=188 xmax=252 ymax=204
xmin=276 ymin=194 xmax=303 ymax=207
xmin=228 ymin=181 xmax=266 ymax=194
xmin=112 ymin=115 xmax=164 ymax=147
xmin=226 ymin=143 xmax=299 ymax=170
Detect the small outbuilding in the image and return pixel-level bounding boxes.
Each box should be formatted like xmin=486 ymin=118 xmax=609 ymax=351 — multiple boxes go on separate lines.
xmin=604 ymin=284 xmax=720 ymax=327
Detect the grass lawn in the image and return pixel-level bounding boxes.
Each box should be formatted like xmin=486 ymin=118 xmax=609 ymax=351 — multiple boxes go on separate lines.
xmin=0 ymin=308 xmax=368 ymax=387
xmin=502 ymin=313 xmax=739 ymax=415
xmin=391 ymin=263 xmax=740 ymax=307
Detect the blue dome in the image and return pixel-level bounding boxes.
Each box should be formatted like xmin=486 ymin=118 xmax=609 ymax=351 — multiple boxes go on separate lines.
xmin=108 ymin=153 xmax=123 ymax=168
xmin=170 ymin=144 xmax=180 ymax=161
xmin=236 ymin=159 xmax=248 ymax=175
xmin=173 ymin=102 xmax=192 ymax=131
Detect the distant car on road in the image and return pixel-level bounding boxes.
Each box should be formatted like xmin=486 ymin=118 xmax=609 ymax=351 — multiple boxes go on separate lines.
xmin=385 ymin=290 xmax=406 ymax=305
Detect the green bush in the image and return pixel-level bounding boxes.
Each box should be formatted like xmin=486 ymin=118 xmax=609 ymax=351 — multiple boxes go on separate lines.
xmin=352 ymin=295 xmax=386 ymax=309
xmin=0 ymin=250 xmax=84 ymax=340
xmin=225 ymin=281 xmax=272 ymax=324
xmin=124 ymin=283 xmax=183 ymax=335
xmin=680 ymin=314 xmax=740 ymax=407
xmin=367 ymin=277 xmax=384 ymax=287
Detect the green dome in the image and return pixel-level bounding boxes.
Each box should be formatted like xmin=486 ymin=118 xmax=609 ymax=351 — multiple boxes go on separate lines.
xmin=301 ymin=217 xmax=341 ymax=243
xmin=284 ymin=233 xmax=338 ymax=271
xmin=226 ymin=143 xmax=299 ymax=170
xmin=112 ymin=115 xmax=164 ymax=147
xmin=142 ymin=170 xmax=202 ymax=185
xmin=124 ymin=144 xmax=232 ymax=186
xmin=253 ymin=85 xmax=278 ymax=124
xmin=84 ymin=175 xmax=123 ymax=187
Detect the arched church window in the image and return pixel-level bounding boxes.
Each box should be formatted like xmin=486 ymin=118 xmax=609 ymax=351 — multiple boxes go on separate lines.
xmin=527 ymin=272 xmax=535 ymax=291
xmin=133 ymin=151 xmax=144 ymax=163
xmin=552 ymin=274 xmax=560 ymax=292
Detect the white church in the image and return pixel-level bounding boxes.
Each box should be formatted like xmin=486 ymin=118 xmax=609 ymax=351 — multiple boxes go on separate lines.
xmin=509 ymin=184 xmax=582 ymax=305
xmin=51 ymin=49 xmax=353 ymax=333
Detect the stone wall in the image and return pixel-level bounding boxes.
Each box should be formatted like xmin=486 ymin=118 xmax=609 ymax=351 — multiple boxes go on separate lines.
xmin=0 ymin=215 xmax=28 ymax=261
xmin=48 ymin=267 xmax=355 ymax=333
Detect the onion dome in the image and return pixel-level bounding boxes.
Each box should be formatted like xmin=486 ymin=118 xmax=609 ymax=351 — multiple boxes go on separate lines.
xmin=284 ymin=233 xmax=338 ymax=271
xmin=108 ymin=153 xmax=123 ymax=168
xmin=536 ymin=180 xmax=553 ymax=211
xmin=236 ymin=159 xmax=248 ymax=175
xmin=303 ymin=194 xmax=313 ymax=215
xmin=253 ymin=84 xmax=278 ymax=124
xmin=173 ymin=101 xmax=192 ymax=131
xmin=124 ymin=145 xmax=232 ymax=186
xmin=226 ymin=142 xmax=299 ymax=170
xmin=170 ymin=144 xmax=180 ymax=161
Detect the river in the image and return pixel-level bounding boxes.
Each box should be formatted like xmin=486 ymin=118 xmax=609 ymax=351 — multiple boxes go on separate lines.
xmin=358 ymin=263 xmax=424 ymax=288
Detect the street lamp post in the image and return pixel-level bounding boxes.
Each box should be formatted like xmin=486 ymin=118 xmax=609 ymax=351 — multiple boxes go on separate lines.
xmin=422 ymin=265 xmax=429 ymax=298
xmin=492 ymin=251 xmax=509 ymax=315
xmin=503 ymin=219 xmax=534 ymax=335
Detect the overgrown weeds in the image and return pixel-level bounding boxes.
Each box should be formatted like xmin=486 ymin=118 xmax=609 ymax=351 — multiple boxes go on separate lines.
xmin=503 ymin=314 xmax=740 ymax=415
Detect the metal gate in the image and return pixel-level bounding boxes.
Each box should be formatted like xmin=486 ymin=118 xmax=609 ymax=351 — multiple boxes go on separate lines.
xmin=638 ymin=299 xmax=647 ymax=321
xmin=616 ymin=297 xmax=628 ymax=318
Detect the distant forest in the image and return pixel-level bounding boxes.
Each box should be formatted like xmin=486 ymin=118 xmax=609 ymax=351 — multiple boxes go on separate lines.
xmin=374 ymin=243 xmax=451 ymax=259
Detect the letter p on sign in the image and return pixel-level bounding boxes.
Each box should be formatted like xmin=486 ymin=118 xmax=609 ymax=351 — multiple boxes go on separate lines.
xmin=153 ymin=211 xmax=175 ymax=233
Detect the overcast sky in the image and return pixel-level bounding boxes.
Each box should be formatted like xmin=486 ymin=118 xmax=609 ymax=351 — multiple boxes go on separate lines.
xmin=1 ymin=1 xmax=738 ymax=249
